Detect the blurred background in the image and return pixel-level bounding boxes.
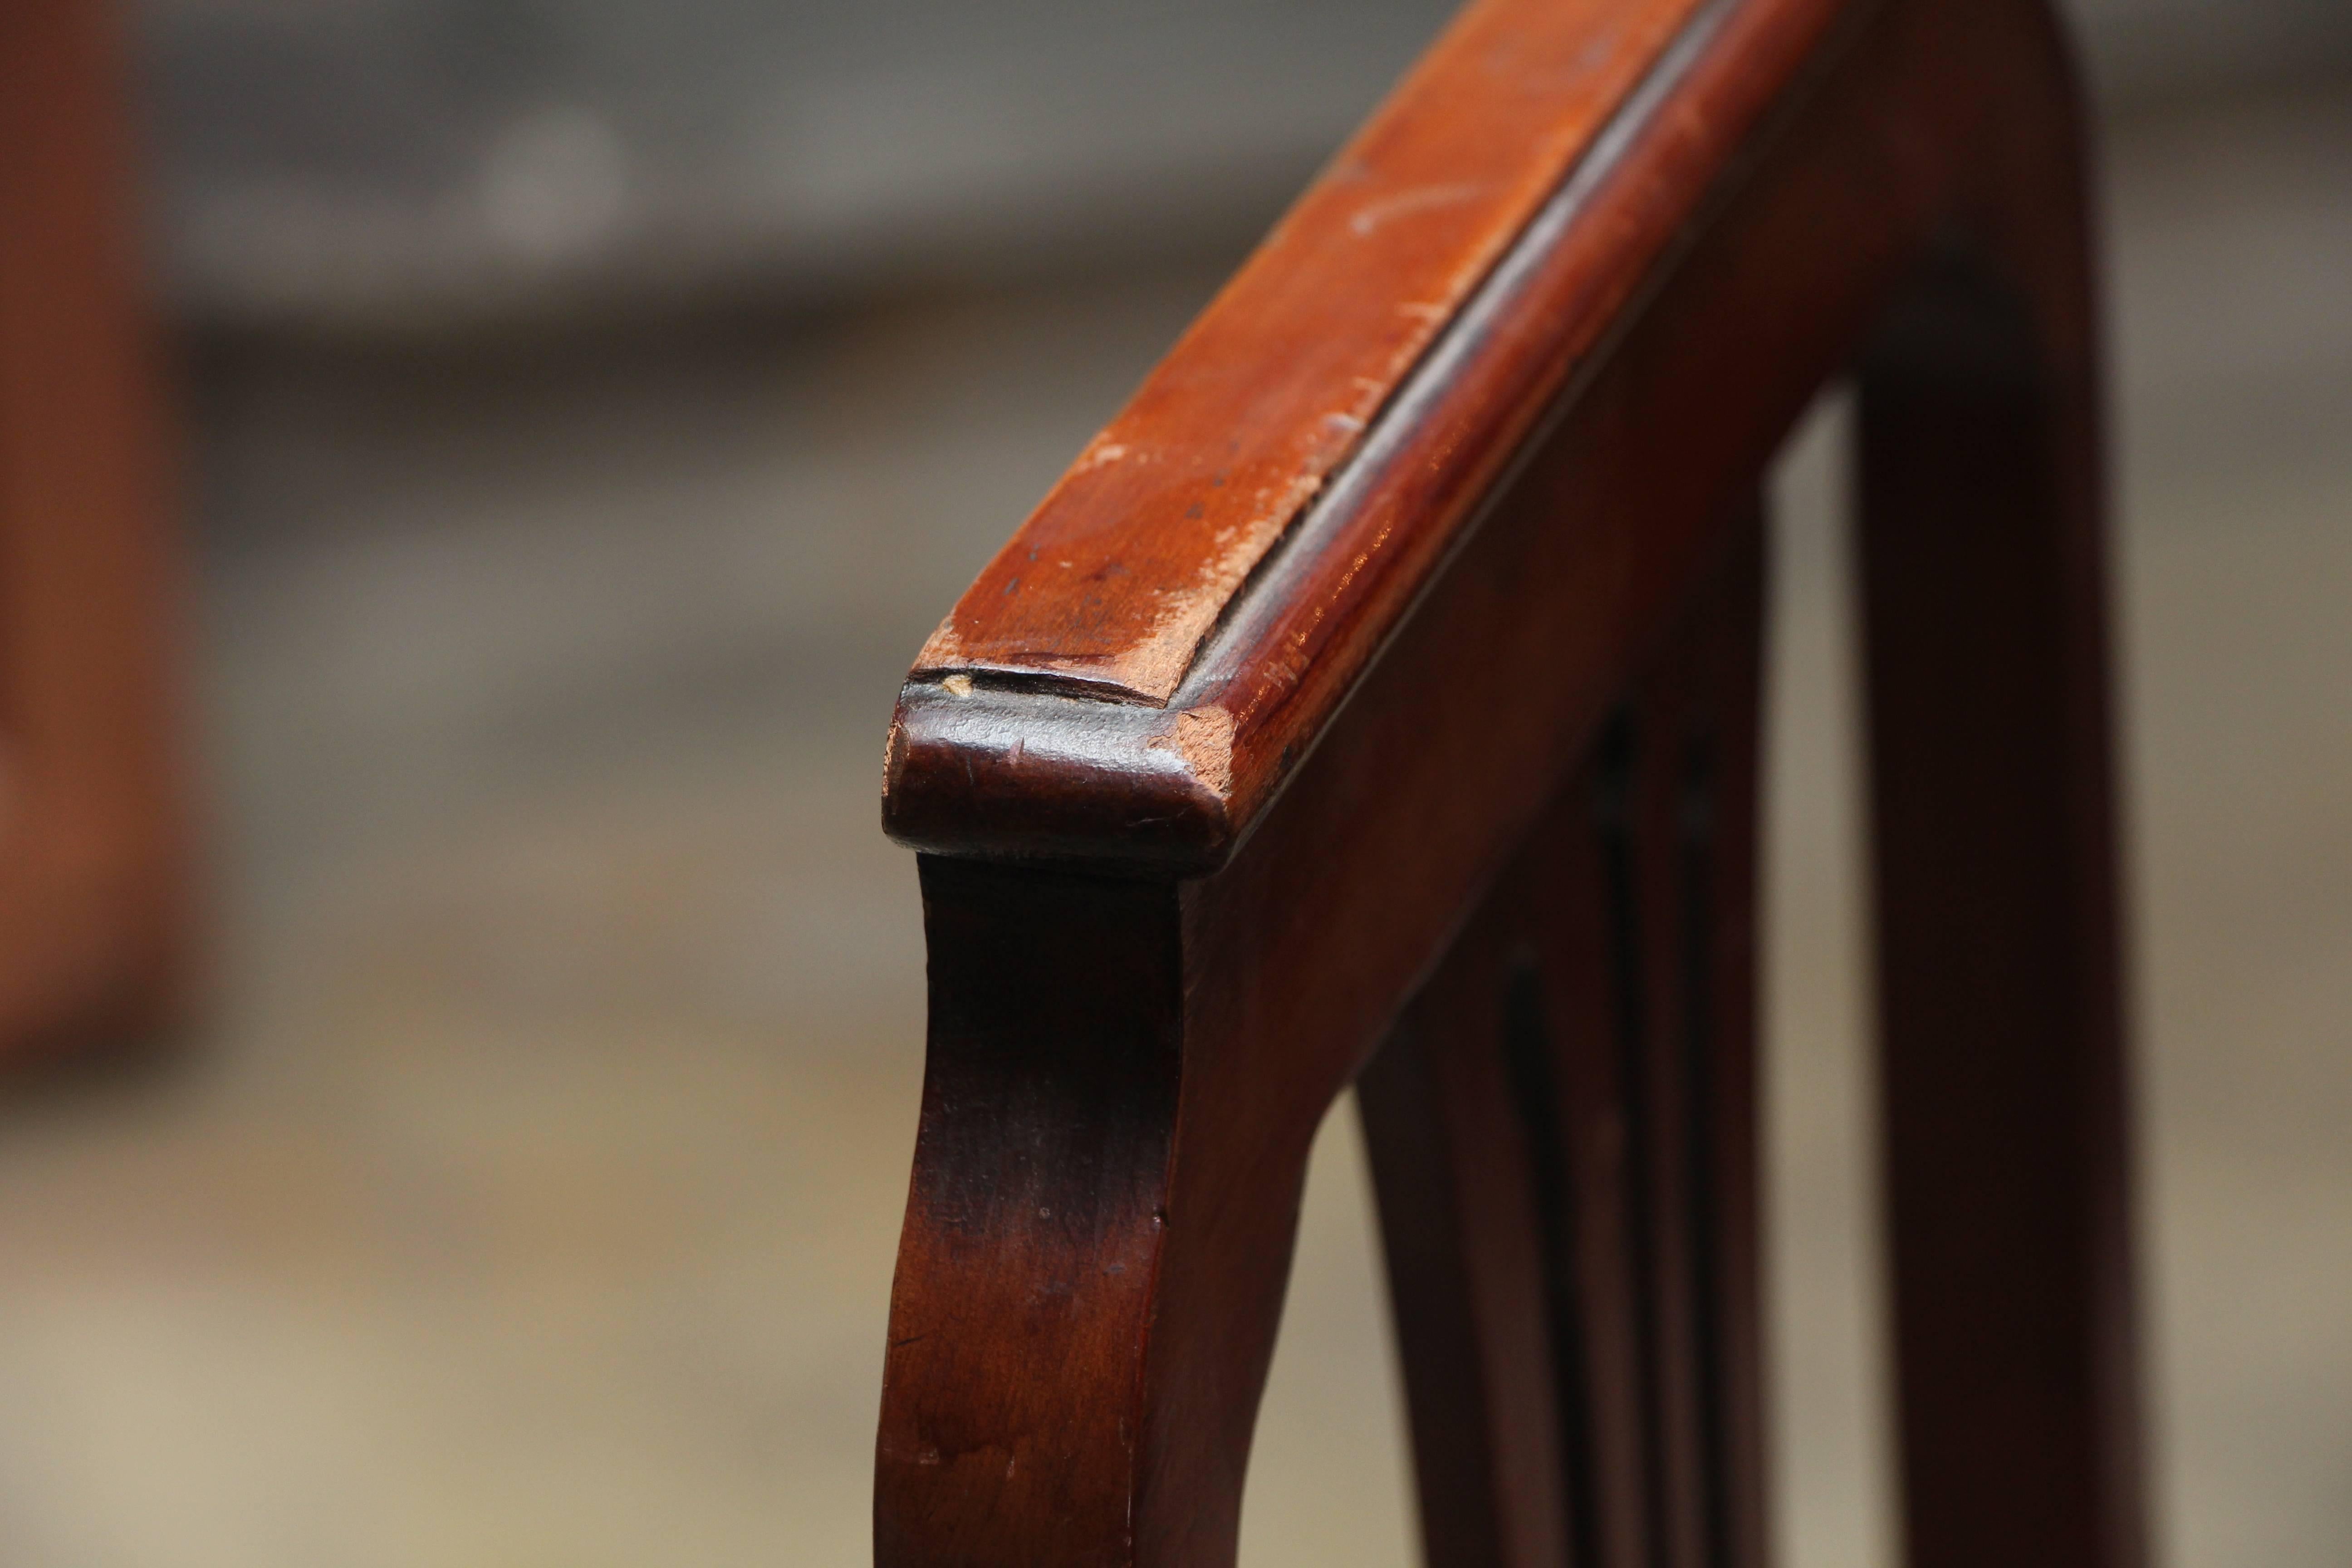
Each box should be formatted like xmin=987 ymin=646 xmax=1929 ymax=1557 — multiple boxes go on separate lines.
xmin=0 ymin=0 xmax=2347 ymax=1562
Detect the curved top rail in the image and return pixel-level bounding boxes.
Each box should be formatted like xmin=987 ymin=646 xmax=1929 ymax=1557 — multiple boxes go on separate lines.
xmin=910 ymin=0 xmax=1735 ymax=708
xmin=884 ymin=0 xmax=1857 ymax=870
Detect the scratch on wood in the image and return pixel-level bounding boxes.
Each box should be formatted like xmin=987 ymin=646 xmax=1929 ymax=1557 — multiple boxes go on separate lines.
xmin=1146 ymin=707 xmax=1235 ymax=799
xmin=1074 ymin=436 xmax=1132 ymax=472
xmin=1347 ymin=181 xmax=1485 ymax=237
xmin=915 ymin=620 xmax=967 ymax=671
xmin=881 ymin=713 xmax=905 ymax=797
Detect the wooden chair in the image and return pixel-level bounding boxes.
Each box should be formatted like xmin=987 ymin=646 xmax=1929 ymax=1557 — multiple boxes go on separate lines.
xmin=0 ymin=0 xmax=188 ymax=1067
xmin=877 ymin=0 xmax=2144 ymax=1563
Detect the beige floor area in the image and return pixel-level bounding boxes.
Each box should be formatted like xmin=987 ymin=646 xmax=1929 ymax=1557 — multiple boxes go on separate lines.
xmin=0 ymin=83 xmax=2345 ymax=1567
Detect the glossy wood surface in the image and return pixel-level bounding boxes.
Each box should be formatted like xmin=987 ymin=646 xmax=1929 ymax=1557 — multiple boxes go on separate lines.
xmin=1359 ymin=520 xmax=1764 ymax=1568
xmin=885 ymin=0 xmax=1844 ymax=868
xmin=0 ymin=0 xmax=189 ymax=1062
xmin=878 ymin=0 xmax=2141 ymax=1562
xmin=908 ymin=0 xmax=1718 ymax=706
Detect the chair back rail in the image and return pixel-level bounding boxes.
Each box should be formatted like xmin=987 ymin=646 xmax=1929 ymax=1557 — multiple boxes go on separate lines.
xmin=877 ymin=0 xmax=2141 ymax=1562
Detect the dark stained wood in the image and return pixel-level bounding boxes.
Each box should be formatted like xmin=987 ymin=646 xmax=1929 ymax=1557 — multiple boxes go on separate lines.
xmin=1357 ymin=514 xmax=1764 ymax=1568
xmin=1625 ymin=512 xmax=1767 ymax=1568
xmin=877 ymin=860 xmax=1185 ymax=1568
xmin=877 ymin=0 xmax=2142 ymax=1563
xmin=1858 ymin=257 xmax=2144 ymax=1568
xmin=0 ymin=0 xmax=190 ymax=1063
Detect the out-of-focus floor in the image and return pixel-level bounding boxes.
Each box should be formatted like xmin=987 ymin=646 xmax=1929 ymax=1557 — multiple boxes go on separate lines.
xmin=0 ymin=82 xmax=2345 ymax=1568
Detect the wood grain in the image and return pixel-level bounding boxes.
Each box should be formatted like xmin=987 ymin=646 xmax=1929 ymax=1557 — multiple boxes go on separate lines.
xmin=878 ymin=0 xmax=2142 ymax=1563
xmin=885 ymin=0 xmax=1843 ymax=868
xmin=909 ymin=0 xmax=1721 ymax=705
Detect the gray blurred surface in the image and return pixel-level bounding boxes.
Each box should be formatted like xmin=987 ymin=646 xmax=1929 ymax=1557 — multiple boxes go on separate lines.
xmin=130 ymin=0 xmax=2352 ymax=330
xmin=0 ymin=56 xmax=2346 ymax=1568
xmin=133 ymin=0 xmax=1460 ymax=328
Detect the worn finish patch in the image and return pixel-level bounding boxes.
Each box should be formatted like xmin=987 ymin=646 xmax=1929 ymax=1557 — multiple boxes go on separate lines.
xmin=906 ymin=0 xmax=1715 ymax=706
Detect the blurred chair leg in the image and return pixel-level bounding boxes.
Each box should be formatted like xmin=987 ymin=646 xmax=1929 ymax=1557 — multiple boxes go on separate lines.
xmin=1858 ymin=255 xmax=2145 ymax=1568
xmin=0 ymin=0 xmax=191 ymax=1063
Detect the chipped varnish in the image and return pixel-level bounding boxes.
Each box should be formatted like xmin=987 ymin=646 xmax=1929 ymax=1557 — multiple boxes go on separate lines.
xmin=911 ymin=0 xmax=1719 ymax=705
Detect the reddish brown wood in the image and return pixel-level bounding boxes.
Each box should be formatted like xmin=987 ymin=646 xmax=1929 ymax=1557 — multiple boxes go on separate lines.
xmin=907 ymin=0 xmax=1720 ymax=706
xmin=0 ymin=0 xmax=191 ymax=1063
xmin=884 ymin=0 xmax=1849 ymax=867
xmin=877 ymin=861 xmax=1185 ymax=1567
xmin=1358 ymin=515 xmax=1764 ymax=1568
xmin=877 ymin=0 xmax=2140 ymax=1563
